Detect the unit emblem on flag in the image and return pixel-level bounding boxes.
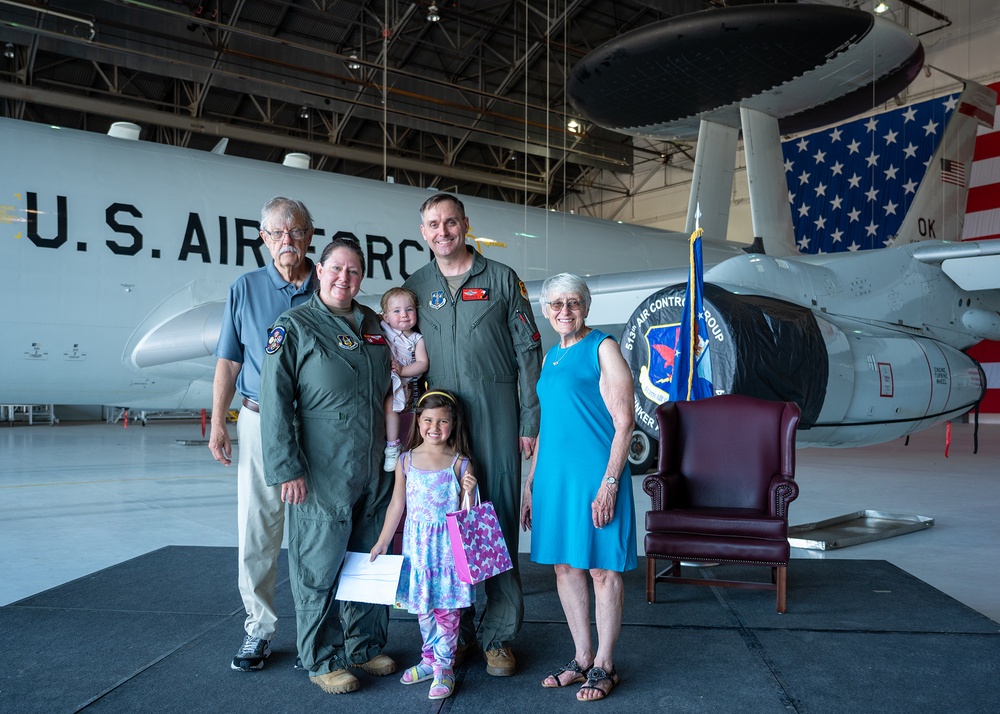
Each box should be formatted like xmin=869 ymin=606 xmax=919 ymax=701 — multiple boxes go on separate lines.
xmin=638 ymin=323 xmax=680 ymax=404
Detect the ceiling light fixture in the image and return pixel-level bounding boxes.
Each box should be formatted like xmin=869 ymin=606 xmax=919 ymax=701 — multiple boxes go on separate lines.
xmin=567 ymin=119 xmax=581 ymax=134
xmin=347 ymin=54 xmax=361 ymax=70
xmin=874 ymin=2 xmax=889 ymax=14
xmin=299 ymin=106 xmax=310 ymax=119
xmin=3 ymin=43 xmax=14 ymax=60
xmin=427 ymin=3 xmax=441 ymax=22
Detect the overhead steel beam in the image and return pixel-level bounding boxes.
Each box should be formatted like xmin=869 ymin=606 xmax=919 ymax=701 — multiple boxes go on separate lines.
xmin=0 ymin=83 xmax=549 ymax=194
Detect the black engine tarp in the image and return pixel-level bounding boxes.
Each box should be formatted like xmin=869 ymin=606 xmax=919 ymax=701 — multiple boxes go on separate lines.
xmin=621 ymin=283 xmax=827 ymax=437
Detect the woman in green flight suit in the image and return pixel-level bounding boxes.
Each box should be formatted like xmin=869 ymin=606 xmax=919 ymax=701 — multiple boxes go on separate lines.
xmin=260 ymin=237 xmax=395 ymax=695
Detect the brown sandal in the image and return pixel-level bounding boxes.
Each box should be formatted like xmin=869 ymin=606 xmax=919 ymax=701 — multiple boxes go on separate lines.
xmin=541 ymin=659 xmax=590 ymax=688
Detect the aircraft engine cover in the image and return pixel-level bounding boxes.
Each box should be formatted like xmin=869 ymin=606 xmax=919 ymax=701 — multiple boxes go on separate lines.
xmin=620 ymin=283 xmax=828 ymax=439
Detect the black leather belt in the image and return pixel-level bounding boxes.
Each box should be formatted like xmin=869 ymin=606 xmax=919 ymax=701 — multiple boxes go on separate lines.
xmin=242 ymin=397 xmax=259 ymax=413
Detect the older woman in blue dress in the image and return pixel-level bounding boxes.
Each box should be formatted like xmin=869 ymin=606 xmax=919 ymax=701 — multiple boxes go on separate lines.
xmin=519 ymin=272 xmax=636 ymax=702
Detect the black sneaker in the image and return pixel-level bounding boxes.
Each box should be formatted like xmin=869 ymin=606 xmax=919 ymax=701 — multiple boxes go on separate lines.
xmin=231 ymin=635 xmax=271 ymax=671
xmin=294 ymin=656 xmax=304 ymax=671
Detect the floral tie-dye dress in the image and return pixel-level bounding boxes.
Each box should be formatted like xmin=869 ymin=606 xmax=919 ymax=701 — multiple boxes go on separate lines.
xmin=394 ymin=452 xmax=475 ymax=614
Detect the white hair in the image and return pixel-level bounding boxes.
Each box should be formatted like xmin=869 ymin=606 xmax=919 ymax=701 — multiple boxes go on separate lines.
xmin=539 ymin=272 xmax=592 ymax=315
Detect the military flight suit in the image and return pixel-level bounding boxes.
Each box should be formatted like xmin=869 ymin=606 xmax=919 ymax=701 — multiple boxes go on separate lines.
xmin=404 ymin=247 xmax=542 ymax=651
xmin=259 ymin=292 xmax=392 ymax=676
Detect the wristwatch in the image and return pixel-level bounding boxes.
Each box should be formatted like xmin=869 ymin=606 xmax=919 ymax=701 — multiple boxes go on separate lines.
xmin=604 ymin=476 xmax=618 ymax=486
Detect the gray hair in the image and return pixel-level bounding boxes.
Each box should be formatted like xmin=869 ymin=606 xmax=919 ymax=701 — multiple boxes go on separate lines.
xmin=539 ymin=272 xmax=592 ymax=315
xmin=260 ymin=196 xmax=314 ymax=233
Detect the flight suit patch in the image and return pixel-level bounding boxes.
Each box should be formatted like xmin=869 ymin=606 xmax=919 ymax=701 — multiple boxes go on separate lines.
xmin=363 ymin=334 xmax=387 ymax=345
xmin=518 ymin=281 xmax=528 ymax=300
xmin=429 ymin=290 xmax=447 ymax=310
xmin=517 ymin=312 xmax=541 ymax=342
xmin=337 ymin=335 xmax=360 ymax=350
xmin=462 ymin=288 xmax=489 ymax=300
xmin=265 ymin=326 xmax=286 ymax=355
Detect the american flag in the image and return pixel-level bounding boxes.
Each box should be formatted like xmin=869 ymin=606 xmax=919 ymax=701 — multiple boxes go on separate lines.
xmin=940 ymin=158 xmax=967 ymax=187
xmin=782 ymin=81 xmax=1000 ymax=413
xmin=781 ymin=91 xmax=959 ymax=254
xmin=782 ymin=81 xmax=1000 ymax=252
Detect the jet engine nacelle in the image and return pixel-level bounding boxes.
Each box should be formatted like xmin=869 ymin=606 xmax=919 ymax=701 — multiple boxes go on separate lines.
xmin=805 ymin=313 xmax=985 ymax=447
xmin=621 ymin=283 xmax=985 ymax=449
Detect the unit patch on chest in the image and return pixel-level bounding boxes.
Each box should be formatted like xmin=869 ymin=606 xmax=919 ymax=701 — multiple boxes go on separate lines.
xmin=337 ymin=335 xmax=360 ymax=350
xmin=364 ymin=334 xmax=387 ymax=345
xmin=429 ymin=290 xmax=447 ymax=310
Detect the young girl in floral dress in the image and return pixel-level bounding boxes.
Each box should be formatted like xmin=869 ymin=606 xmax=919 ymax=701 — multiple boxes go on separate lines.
xmin=370 ymin=389 xmax=477 ymax=700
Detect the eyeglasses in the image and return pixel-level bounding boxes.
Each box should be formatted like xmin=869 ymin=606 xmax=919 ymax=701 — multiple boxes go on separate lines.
xmin=261 ymin=228 xmax=307 ymax=242
xmin=546 ymin=299 xmax=584 ymax=312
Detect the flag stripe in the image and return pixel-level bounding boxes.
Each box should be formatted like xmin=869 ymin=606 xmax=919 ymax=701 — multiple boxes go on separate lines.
xmin=963 ymin=207 xmax=1000 ymax=239
xmin=962 ymin=81 xmax=1000 ymax=244
xmin=972 ymin=129 xmax=1000 ymax=161
xmin=966 ymin=184 xmax=1000 ymax=213
xmin=969 ymin=155 xmax=1000 ymax=187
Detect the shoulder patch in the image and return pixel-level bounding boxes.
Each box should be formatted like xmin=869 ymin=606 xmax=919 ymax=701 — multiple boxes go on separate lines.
xmin=265 ymin=326 xmax=286 ymax=355
xmin=518 ymin=280 xmax=528 ymax=300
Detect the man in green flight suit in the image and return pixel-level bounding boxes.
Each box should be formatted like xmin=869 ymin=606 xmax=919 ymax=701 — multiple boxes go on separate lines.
xmin=404 ymin=193 xmax=542 ymax=677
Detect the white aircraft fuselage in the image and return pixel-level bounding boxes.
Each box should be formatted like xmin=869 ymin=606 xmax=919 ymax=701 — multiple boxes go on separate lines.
xmin=0 ymin=117 xmax=744 ymax=410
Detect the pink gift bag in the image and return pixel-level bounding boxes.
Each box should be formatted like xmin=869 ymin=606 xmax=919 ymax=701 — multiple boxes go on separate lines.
xmin=446 ymin=494 xmax=514 ymax=585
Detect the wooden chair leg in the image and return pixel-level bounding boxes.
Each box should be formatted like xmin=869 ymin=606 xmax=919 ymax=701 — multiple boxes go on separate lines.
xmin=776 ymin=565 xmax=787 ymax=614
xmin=646 ymin=556 xmax=656 ymax=602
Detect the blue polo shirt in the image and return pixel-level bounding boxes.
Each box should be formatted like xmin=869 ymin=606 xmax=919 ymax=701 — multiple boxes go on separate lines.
xmin=216 ymin=260 xmax=316 ymax=403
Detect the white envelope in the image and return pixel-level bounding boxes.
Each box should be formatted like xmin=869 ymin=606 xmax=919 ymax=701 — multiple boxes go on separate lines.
xmin=334 ymin=551 xmax=404 ymax=605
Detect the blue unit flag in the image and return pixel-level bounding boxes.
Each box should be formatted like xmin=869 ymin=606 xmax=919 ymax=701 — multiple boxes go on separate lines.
xmin=668 ymin=221 xmax=714 ymax=402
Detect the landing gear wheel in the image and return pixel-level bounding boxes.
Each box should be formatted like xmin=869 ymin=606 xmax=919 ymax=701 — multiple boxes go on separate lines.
xmin=628 ymin=429 xmax=656 ymax=474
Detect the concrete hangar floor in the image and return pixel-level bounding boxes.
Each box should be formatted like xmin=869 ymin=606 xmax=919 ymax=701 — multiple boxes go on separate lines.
xmin=1 ymin=418 xmax=998 ymax=712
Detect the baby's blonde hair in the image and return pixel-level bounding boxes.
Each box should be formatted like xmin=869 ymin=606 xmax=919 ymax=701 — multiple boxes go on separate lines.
xmin=380 ymin=286 xmax=419 ymax=315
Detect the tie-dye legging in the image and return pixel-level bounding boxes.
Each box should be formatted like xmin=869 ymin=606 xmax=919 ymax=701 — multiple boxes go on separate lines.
xmin=417 ymin=608 xmax=461 ymax=670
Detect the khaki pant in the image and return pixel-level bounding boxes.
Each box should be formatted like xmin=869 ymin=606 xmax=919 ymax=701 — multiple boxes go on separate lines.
xmin=236 ymin=406 xmax=284 ymax=640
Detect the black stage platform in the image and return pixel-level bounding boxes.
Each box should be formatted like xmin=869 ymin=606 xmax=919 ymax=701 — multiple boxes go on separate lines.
xmin=3 ymin=548 xmax=998 ymax=713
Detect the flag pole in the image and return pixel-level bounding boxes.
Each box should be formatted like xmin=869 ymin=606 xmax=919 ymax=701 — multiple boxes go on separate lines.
xmin=685 ymin=207 xmax=704 ymax=400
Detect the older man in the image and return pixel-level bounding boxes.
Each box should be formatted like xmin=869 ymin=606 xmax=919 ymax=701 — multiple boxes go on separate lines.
xmin=209 ymin=196 xmax=316 ymax=671
xmin=403 ymin=193 xmax=542 ymax=676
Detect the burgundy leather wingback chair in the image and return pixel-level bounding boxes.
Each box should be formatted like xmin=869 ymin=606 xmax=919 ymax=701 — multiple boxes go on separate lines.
xmin=642 ymin=394 xmax=801 ymax=613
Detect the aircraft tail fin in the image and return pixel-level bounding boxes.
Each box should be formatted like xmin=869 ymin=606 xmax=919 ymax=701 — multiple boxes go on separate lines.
xmin=893 ymin=77 xmax=996 ymax=246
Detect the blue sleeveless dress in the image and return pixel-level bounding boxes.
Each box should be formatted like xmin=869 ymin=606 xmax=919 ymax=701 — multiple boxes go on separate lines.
xmin=395 ymin=451 xmax=475 ymax=614
xmin=530 ymin=329 xmax=637 ymax=571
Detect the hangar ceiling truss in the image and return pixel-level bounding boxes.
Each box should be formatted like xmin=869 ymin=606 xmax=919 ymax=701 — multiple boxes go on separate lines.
xmin=3 ymin=1 xmax=923 ymax=208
